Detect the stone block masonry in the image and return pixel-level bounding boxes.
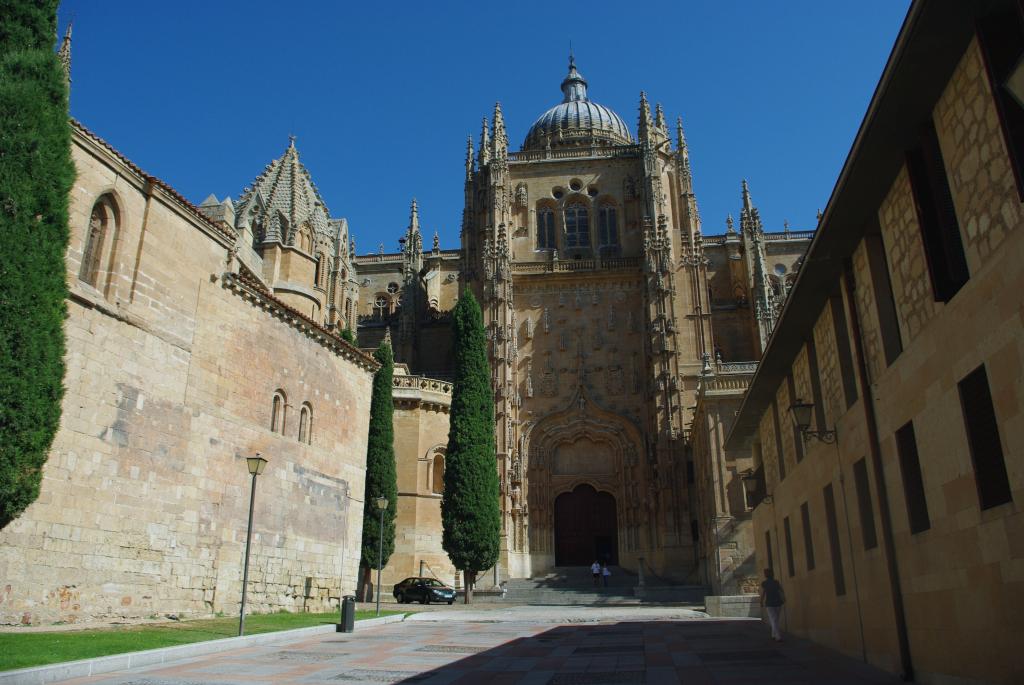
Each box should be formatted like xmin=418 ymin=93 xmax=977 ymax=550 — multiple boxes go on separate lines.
xmin=0 ymin=124 xmax=376 ymax=625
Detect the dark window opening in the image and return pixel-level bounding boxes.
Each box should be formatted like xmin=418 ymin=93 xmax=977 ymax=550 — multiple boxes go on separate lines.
xmin=771 ymin=400 xmax=787 ymax=481
xmin=829 ymin=295 xmax=859 ymax=409
xmin=896 ymin=421 xmax=931 ymax=534
xmin=764 ymin=531 xmax=774 ymax=574
xmin=978 ymin=8 xmax=1024 ymax=200
xmin=905 ymin=120 xmax=969 ymax=302
xmin=853 ymin=458 xmax=878 ymax=550
xmin=823 ymin=483 xmax=846 ymax=596
xmin=783 ymin=516 xmax=795 ymax=578
xmin=800 ymin=501 xmax=815 ymax=571
xmin=958 ymin=365 xmax=1012 ymax=510
xmin=864 ymin=229 xmax=903 ymax=365
xmin=786 ymin=374 xmax=806 ymax=463
xmin=537 ymin=207 xmax=556 ymax=250
xmin=806 ymin=335 xmax=827 ymax=432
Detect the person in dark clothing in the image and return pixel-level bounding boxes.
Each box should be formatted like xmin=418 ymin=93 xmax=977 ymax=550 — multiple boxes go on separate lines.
xmin=760 ymin=568 xmax=785 ymax=641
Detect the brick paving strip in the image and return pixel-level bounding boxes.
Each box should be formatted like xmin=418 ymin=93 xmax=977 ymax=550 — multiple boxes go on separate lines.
xmin=17 ymin=608 xmax=903 ymax=685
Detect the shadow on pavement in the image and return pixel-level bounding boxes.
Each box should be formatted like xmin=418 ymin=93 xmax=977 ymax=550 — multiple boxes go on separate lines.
xmin=380 ymin=618 xmax=901 ymax=685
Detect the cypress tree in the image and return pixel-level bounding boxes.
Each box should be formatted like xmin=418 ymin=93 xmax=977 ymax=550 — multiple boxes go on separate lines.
xmin=358 ymin=339 xmax=397 ymax=598
xmin=442 ymin=289 xmax=500 ymax=603
xmin=0 ymin=0 xmax=74 ymax=530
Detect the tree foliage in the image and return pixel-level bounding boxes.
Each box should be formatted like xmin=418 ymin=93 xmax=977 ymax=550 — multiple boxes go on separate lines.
xmin=0 ymin=0 xmax=74 ymax=530
xmin=340 ymin=327 xmax=356 ymax=345
xmin=359 ymin=341 xmax=397 ymax=571
xmin=441 ymin=289 xmax=500 ymax=601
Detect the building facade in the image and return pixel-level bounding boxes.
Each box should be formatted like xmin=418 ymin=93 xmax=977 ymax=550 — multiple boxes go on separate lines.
xmin=0 ymin=123 xmax=377 ymax=625
xmin=364 ymin=59 xmax=809 ymax=586
xmin=726 ymin=1 xmax=1024 ymax=682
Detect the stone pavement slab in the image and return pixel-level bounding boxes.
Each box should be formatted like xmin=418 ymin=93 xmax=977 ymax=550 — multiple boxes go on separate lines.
xmin=44 ymin=607 xmax=901 ymax=685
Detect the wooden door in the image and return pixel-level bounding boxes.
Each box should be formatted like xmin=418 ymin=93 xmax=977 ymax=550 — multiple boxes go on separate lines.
xmin=554 ymin=484 xmax=618 ymax=566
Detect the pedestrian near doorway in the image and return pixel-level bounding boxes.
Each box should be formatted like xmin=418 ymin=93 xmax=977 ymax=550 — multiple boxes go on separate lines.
xmin=760 ymin=568 xmax=785 ymax=641
xmin=601 ymin=563 xmax=611 ymax=587
xmin=591 ymin=560 xmax=601 ymax=586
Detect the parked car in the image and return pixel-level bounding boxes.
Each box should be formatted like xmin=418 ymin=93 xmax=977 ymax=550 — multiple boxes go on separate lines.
xmin=393 ymin=577 xmax=456 ymax=605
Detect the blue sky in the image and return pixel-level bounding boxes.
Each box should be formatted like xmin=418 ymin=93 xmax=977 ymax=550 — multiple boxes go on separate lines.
xmin=57 ymin=1 xmax=910 ymax=252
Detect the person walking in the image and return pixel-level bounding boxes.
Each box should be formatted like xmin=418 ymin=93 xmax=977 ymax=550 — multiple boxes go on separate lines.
xmin=760 ymin=568 xmax=785 ymax=641
xmin=591 ymin=560 xmax=601 ymax=587
xmin=601 ymin=563 xmax=611 ymax=588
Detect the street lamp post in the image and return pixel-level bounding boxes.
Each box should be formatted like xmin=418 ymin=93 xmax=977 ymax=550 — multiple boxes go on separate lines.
xmin=374 ymin=496 xmax=388 ymax=617
xmin=239 ymin=453 xmax=268 ymax=637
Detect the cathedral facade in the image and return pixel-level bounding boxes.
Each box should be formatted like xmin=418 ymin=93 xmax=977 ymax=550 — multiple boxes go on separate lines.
xmin=360 ymin=59 xmax=810 ymax=587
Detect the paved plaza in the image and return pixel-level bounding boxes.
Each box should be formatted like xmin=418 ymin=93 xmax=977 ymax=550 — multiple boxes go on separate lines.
xmin=52 ymin=606 xmax=901 ymax=685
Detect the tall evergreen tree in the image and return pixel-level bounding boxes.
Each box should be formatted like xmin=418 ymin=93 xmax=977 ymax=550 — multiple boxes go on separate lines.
xmin=358 ymin=338 xmax=397 ymax=598
xmin=442 ymin=289 xmax=500 ymax=603
xmin=0 ymin=0 xmax=74 ymax=530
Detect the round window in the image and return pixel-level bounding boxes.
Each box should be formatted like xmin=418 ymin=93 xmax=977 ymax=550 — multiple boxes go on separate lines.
xmin=387 ymin=282 xmax=400 ymax=294
xmin=587 ymin=186 xmax=599 ymax=197
xmin=553 ymin=188 xmax=565 ymax=200
xmin=569 ymin=179 xmax=582 ymax=192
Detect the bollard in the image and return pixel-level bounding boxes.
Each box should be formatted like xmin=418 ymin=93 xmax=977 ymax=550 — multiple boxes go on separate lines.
xmin=337 ymin=595 xmax=355 ymax=633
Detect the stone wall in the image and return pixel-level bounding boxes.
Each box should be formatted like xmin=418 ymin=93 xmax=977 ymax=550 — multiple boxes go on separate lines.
xmin=0 ymin=126 xmax=375 ymax=625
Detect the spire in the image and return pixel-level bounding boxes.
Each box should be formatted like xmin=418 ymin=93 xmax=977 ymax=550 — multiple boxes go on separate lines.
xmin=465 ymin=135 xmax=475 ymax=180
xmin=676 ymin=116 xmax=687 ymax=152
xmin=560 ymin=53 xmax=588 ymax=102
xmin=478 ymin=116 xmax=490 ymax=166
xmin=492 ymin=102 xmax=507 ymax=151
xmin=655 ymin=103 xmax=667 ymax=133
xmin=409 ymin=198 xmax=420 ymax=234
xmin=57 ymin=21 xmax=72 ymax=87
xmin=638 ymin=91 xmax=653 ymax=142
xmin=742 ymin=179 xmax=753 ymax=212
xmin=740 ymin=179 xmax=763 ymax=237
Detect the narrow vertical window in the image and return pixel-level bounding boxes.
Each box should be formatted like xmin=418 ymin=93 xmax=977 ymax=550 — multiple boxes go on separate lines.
xmin=853 ymin=458 xmax=878 ymax=550
xmin=537 ymin=207 xmax=556 ymax=250
xmin=598 ymin=205 xmax=619 ymax=251
xmin=81 ymin=198 xmax=113 ymax=286
xmin=895 ymin=421 xmax=930 ymax=533
xmin=764 ymin=530 xmax=774 ymax=574
xmin=800 ymin=501 xmax=815 ymax=571
xmin=565 ymin=204 xmax=590 ymax=248
xmin=432 ymin=455 xmax=445 ymax=494
xmin=806 ymin=336 xmax=827 ymax=432
xmin=786 ymin=374 xmax=805 ymax=463
xmin=271 ymin=391 xmax=287 ymax=434
xmin=958 ymin=365 xmax=1012 ymax=509
xmin=864 ymin=229 xmax=903 ymax=365
xmin=905 ymin=120 xmax=969 ymax=302
xmin=829 ymin=295 xmax=858 ymax=408
xmin=771 ymin=400 xmax=787 ymax=480
xmin=978 ymin=8 xmax=1024 ymax=200
xmin=783 ymin=516 xmax=795 ymax=578
xmin=823 ymin=483 xmax=846 ymax=596
xmin=298 ymin=403 xmax=312 ymax=445
xmin=314 ymin=253 xmax=325 ymax=288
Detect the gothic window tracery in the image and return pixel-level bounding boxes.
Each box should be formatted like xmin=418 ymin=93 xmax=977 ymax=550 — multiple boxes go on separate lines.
xmin=565 ymin=203 xmax=590 ymax=248
xmin=373 ymin=294 xmax=388 ymax=318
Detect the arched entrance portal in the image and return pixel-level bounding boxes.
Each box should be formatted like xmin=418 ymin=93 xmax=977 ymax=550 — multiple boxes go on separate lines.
xmin=553 ymin=484 xmax=618 ymax=566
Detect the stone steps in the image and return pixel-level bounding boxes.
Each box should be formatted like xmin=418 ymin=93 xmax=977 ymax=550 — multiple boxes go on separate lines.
xmin=500 ymin=566 xmax=708 ymax=606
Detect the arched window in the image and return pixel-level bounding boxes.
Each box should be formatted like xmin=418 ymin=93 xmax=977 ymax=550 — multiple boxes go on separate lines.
xmin=298 ymin=403 xmax=313 ymax=444
xmin=564 ymin=204 xmax=590 ymax=248
xmin=314 ymin=252 xmax=325 ymax=287
xmin=80 ymin=196 xmax=116 ymax=286
xmin=271 ymin=390 xmax=287 ymax=433
xmin=373 ymin=294 xmax=388 ymax=318
xmin=598 ymin=205 xmax=619 ymax=250
xmin=432 ymin=455 xmax=445 ymax=494
xmin=537 ymin=206 xmax=556 ymax=250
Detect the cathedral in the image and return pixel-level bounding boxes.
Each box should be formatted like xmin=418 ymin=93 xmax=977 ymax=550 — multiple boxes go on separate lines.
xmin=346 ymin=57 xmax=811 ymax=587
xmin=0 ymin=41 xmax=811 ymax=626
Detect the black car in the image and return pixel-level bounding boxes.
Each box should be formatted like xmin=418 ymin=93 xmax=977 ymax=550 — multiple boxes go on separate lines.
xmin=393 ymin=577 xmax=456 ymax=605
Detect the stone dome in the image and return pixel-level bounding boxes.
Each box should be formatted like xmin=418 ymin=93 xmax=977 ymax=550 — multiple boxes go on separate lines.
xmin=522 ymin=57 xmax=634 ymax=151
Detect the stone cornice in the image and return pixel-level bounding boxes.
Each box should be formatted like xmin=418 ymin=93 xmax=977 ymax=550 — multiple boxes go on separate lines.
xmin=222 ymin=271 xmax=379 ymax=373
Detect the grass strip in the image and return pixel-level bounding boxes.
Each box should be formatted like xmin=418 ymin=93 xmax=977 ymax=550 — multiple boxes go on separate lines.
xmin=0 ymin=610 xmax=402 ymax=672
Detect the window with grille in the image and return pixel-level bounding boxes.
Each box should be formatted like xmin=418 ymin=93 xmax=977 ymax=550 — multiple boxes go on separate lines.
xmin=565 ymin=204 xmax=590 ymax=248
xmin=537 ymin=207 xmax=556 ymax=249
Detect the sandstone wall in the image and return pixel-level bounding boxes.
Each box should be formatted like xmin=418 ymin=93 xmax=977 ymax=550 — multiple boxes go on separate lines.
xmin=0 ymin=127 xmax=375 ymax=625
